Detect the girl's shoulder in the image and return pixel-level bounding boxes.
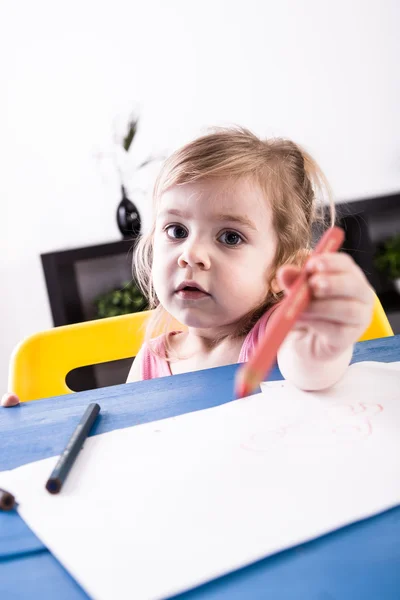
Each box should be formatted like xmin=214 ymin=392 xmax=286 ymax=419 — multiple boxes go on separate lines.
xmin=239 ymin=303 xmax=280 ymax=363
xmin=135 ymin=333 xmax=172 ymax=380
xmin=132 ymin=330 xmax=185 ymax=381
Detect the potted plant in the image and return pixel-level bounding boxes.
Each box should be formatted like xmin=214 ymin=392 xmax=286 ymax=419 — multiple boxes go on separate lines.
xmin=96 ymin=107 xmax=164 ymax=238
xmin=374 ymin=233 xmax=400 ymax=294
xmin=115 ymin=116 xmax=152 ymax=239
xmin=94 ymin=280 xmax=148 ymax=319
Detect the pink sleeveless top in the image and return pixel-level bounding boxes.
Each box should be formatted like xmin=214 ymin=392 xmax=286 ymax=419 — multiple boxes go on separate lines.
xmin=137 ymin=305 xmax=278 ymax=381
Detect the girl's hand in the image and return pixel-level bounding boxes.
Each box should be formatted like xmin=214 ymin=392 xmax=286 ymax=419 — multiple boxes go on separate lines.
xmin=277 ymin=252 xmax=374 ymax=361
xmin=1 ymin=393 xmax=20 ymax=407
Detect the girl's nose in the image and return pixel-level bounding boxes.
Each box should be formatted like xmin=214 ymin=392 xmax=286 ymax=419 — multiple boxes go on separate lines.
xmin=178 ymin=240 xmax=211 ymax=270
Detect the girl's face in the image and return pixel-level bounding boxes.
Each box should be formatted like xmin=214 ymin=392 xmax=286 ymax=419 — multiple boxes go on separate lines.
xmin=152 ymin=179 xmax=277 ymax=334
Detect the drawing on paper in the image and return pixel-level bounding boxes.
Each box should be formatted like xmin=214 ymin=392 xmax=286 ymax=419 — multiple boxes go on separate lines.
xmin=241 ymin=401 xmax=383 ymax=452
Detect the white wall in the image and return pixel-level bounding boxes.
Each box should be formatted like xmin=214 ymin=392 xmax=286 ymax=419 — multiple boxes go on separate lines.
xmin=1 ymin=0 xmax=399 ymax=393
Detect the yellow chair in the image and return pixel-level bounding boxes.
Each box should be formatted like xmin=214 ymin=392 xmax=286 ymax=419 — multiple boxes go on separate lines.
xmin=8 ymin=294 xmax=394 ymax=402
xmin=358 ymin=294 xmax=394 ymax=342
xmin=9 ymin=310 xmax=154 ymax=403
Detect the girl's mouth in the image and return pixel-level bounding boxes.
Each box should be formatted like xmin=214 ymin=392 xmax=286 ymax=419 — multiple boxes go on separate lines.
xmin=175 ymin=284 xmax=210 ymax=300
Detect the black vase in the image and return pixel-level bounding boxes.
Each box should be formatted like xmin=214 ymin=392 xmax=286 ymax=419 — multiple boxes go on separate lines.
xmin=116 ymin=186 xmax=141 ymax=239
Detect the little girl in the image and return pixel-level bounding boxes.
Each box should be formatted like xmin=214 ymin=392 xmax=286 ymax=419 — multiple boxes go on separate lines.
xmin=126 ymin=127 xmax=373 ymax=389
xmin=1 ymin=127 xmax=373 ymax=407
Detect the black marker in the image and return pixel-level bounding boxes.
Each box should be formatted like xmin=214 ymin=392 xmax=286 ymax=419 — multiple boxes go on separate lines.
xmin=46 ymin=403 xmax=100 ymax=494
xmin=0 ymin=488 xmax=15 ymax=511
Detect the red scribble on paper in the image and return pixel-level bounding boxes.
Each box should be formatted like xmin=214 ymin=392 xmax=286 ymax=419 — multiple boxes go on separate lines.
xmin=241 ymin=402 xmax=383 ymax=453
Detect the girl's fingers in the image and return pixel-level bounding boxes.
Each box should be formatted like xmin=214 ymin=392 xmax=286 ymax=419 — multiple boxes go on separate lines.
xmin=278 ymin=250 xmax=374 ymax=348
xmin=308 ymin=272 xmax=374 ymax=305
xmin=279 ymin=253 xmax=367 ymax=287
xmin=306 ymin=251 xmax=363 ymax=275
xmin=277 ymin=263 xmax=373 ymax=308
xmin=301 ymin=298 xmax=372 ymax=327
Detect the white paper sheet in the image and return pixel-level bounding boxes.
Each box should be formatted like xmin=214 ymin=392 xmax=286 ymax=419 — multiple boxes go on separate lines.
xmin=1 ymin=361 xmax=400 ymax=600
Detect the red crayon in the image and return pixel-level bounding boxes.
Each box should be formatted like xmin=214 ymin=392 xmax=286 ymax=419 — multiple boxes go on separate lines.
xmin=235 ymin=226 xmax=345 ymax=398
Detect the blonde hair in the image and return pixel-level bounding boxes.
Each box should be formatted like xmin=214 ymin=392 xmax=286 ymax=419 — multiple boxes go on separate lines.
xmin=134 ymin=126 xmax=335 ymax=346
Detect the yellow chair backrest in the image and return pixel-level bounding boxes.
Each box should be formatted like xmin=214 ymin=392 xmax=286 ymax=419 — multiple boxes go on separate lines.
xmin=358 ymin=294 xmax=394 ymax=342
xmin=9 ymin=294 xmax=393 ymax=402
xmin=9 ymin=310 xmax=158 ymax=402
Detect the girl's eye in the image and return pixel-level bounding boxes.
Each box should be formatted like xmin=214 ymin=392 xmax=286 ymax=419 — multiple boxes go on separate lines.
xmin=218 ymin=230 xmax=244 ymax=246
xmin=165 ymin=224 xmax=188 ymax=239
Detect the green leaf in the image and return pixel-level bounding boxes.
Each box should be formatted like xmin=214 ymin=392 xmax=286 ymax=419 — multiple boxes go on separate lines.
xmin=123 ymin=119 xmax=138 ymax=152
xmin=374 ymin=234 xmax=400 ymax=279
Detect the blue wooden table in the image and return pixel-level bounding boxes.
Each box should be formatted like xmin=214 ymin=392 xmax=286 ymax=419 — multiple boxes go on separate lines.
xmin=1 ymin=336 xmax=400 ymax=599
